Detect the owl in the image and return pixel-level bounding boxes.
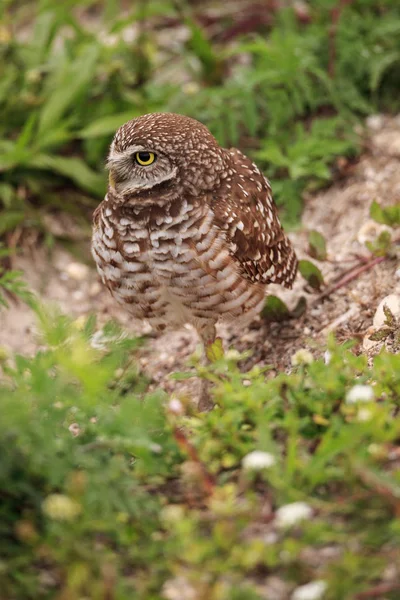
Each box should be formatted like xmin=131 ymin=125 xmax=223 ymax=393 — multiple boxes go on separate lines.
xmin=92 ymin=112 xmax=297 ymax=363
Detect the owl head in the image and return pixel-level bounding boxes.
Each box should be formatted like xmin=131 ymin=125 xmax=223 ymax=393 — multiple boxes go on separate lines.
xmin=107 ymin=113 xmax=227 ymax=200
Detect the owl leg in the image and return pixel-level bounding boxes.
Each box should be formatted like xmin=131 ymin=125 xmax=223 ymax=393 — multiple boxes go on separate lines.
xmin=197 ymin=323 xmax=223 ymax=412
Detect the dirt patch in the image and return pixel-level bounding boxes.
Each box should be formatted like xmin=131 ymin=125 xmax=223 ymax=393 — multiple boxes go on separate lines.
xmin=1 ymin=114 xmax=399 ymax=394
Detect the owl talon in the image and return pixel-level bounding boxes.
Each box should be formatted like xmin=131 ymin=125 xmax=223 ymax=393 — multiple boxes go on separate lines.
xmin=205 ymin=337 xmax=224 ymax=362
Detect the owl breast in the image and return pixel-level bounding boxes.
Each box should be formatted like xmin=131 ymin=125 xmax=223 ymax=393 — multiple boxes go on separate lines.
xmin=91 ymin=197 xmax=265 ymax=332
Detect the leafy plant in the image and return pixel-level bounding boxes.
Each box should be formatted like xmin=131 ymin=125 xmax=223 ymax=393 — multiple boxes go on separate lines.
xmin=298 ymin=259 xmax=325 ymax=290
xmin=370 ymin=200 xmax=400 ymax=227
xmin=1 ymin=0 xmax=400 ymax=233
xmin=308 ymin=230 xmax=328 ymax=261
xmin=1 ymin=305 xmax=400 ymax=598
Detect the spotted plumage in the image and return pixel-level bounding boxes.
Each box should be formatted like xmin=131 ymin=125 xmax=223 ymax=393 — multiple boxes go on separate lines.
xmin=92 ymin=112 xmax=297 ymax=347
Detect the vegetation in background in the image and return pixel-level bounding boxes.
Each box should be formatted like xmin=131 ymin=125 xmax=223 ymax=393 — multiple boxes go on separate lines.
xmin=1 ymin=1 xmax=400 ymax=598
xmin=0 ymin=0 xmax=400 ymax=233
xmin=1 ymin=305 xmax=400 ymax=599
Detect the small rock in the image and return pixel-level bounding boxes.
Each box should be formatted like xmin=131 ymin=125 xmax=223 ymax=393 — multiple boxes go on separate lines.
xmin=89 ymin=281 xmax=101 ymax=296
xmin=357 ymin=219 xmax=391 ymax=245
xmin=291 ymin=580 xmax=327 ymax=600
xmin=366 ymin=114 xmax=384 ymax=130
xmin=66 ymin=262 xmax=89 ymax=281
xmin=362 ymin=326 xmax=380 ymax=352
xmin=163 ymin=576 xmax=197 ymax=600
xmin=72 ymin=290 xmax=84 ymax=301
xmin=373 ymin=294 xmax=400 ymax=328
xmin=374 ymin=130 xmax=400 ymax=157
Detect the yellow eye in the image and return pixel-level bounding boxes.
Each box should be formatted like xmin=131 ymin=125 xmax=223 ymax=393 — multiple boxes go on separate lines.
xmin=134 ymin=151 xmax=156 ymax=166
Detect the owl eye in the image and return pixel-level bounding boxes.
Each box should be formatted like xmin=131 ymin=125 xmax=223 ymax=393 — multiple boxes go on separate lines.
xmin=134 ymin=151 xmax=156 ymax=166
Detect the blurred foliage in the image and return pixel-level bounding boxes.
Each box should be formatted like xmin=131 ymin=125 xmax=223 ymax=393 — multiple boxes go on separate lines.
xmin=1 ymin=307 xmax=400 ymax=598
xmin=0 ymin=0 xmax=399 ymax=231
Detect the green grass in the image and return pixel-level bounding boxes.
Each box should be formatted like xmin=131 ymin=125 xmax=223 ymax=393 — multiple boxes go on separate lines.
xmin=1 ymin=2 xmax=400 ymax=598
xmin=0 ymin=0 xmax=400 ymax=231
xmin=1 ymin=305 xmax=400 ymax=599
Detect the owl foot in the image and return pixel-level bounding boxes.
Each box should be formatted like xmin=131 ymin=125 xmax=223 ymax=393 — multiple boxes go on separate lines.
xmin=197 ymin=337 xmax=224 ymax=411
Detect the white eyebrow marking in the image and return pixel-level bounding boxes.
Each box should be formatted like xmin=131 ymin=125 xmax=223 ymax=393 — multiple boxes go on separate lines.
xmin=107 ymin=145 xmax=151 ymax=168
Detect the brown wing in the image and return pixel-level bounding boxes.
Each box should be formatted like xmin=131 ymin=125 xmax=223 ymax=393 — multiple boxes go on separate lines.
xmin=212 ymin=148 xmax=298 ymax=288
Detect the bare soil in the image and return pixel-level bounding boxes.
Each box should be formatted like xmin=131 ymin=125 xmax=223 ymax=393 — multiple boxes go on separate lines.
xmin=1 ymin=114 xmax=399 ymax=396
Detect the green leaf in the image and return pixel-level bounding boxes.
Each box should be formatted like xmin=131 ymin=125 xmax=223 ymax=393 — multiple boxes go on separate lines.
xmin=370 ymin=51 xmax=400 ymax=92
xmin=79 ymin=112 xmax=139 ymax=139
xmin=383 ymin=304 xmax=396 ymax=328
xmin=370 ymin=200 xmax=400 ymax=227
xmin=0 ymin=211 xmax=25 ymax=235
xmin=38 ymin=44 xmax=99 ymax=136
xmin=365 ymin=230 xmax=392 ymax=257
xmin=256 ymin=142 xmax=289 ymax=169
xmin=206 ymin=338 xmax=224 ymax=362
xmin=308 ymin=230 xmax=327 ymax=261
xmin=261 ymin=295 xmax=291 ymax=322
xmin=298 ymin=259 xmax=324 ymax=291
xmin=30 ymin=155 xmax=105 ymax=196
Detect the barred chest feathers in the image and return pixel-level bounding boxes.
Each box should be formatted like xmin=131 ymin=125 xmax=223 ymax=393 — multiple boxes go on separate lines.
xmin=91 ymin=195 xmax=266 ymax=333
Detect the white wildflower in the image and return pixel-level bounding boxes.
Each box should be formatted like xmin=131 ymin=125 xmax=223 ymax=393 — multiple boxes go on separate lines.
xmin=42 ymin=494 xmax=81 ymax=521
xmin=291 ymin=580 xmax=327 ymax=600
xmin=323 ymin=350 xmax=332 ymax=365
xmin=168 ymin=398 xmax=184 ymax=415
xmin=275 ymin=501 xmax=313 ymax=528
xmin=356 ymin=407 xmax=373 ymax=422
xmin=68 ymin=423 xmax=80 ymax=437
xmin=291 ymin=349 xmax=313 ymax=367
xmin=242 ymin=450 xmax=276 ymax=471
xmin=346 ymin=384 xmax=374 ymax=404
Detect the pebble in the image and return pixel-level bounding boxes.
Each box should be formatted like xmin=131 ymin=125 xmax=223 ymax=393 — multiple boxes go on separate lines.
xmin=89 ymin=281 xmax=101 ymax=296
xmin=291 ymin=580 xmax=327 ymax=600
xmin=373 ymin=294 xmax=400 ymax=328
xmin=362 ymin=326 xmax=379 ymax=352
xmin=356 ymin=219 xmax=391 ymax=245
xmin=366 ymin=114 xmax=384 ymax=130
xmin=66 ymin=262 xmax=89 ymax=281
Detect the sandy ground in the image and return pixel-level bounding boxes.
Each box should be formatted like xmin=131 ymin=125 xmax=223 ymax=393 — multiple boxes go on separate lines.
xmin=1 ymin=114 xmax=399 ymax=396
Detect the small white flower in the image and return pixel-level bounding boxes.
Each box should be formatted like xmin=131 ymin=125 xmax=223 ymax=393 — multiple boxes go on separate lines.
xmin=356 ymin=407 xmax=373 ymax=422
xmin=346 ymin=384 xmax=374 ymax=404
xmin=291 ymin=349 xmax=313 ymax=367
xmin=42 ymin=494 xmax=81 ymax=521
xmin=168 ymin=398 xmax=184 ymax=415
xmin=324 ymin=350 xmax=332 ymax=365
xmin=291 ymin=580 xmax=327 ymax=600
xmin=242 ymin=450 xmax=276 ymax=470
xmin=275 ymin=501 xmax=312 ymax=528
xmin=68 ymin=423 xmax=80 ymax=437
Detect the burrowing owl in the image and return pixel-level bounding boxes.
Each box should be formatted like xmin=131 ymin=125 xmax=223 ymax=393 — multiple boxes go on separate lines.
xmin=92 ymin=113 xmax=297 ymax=350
